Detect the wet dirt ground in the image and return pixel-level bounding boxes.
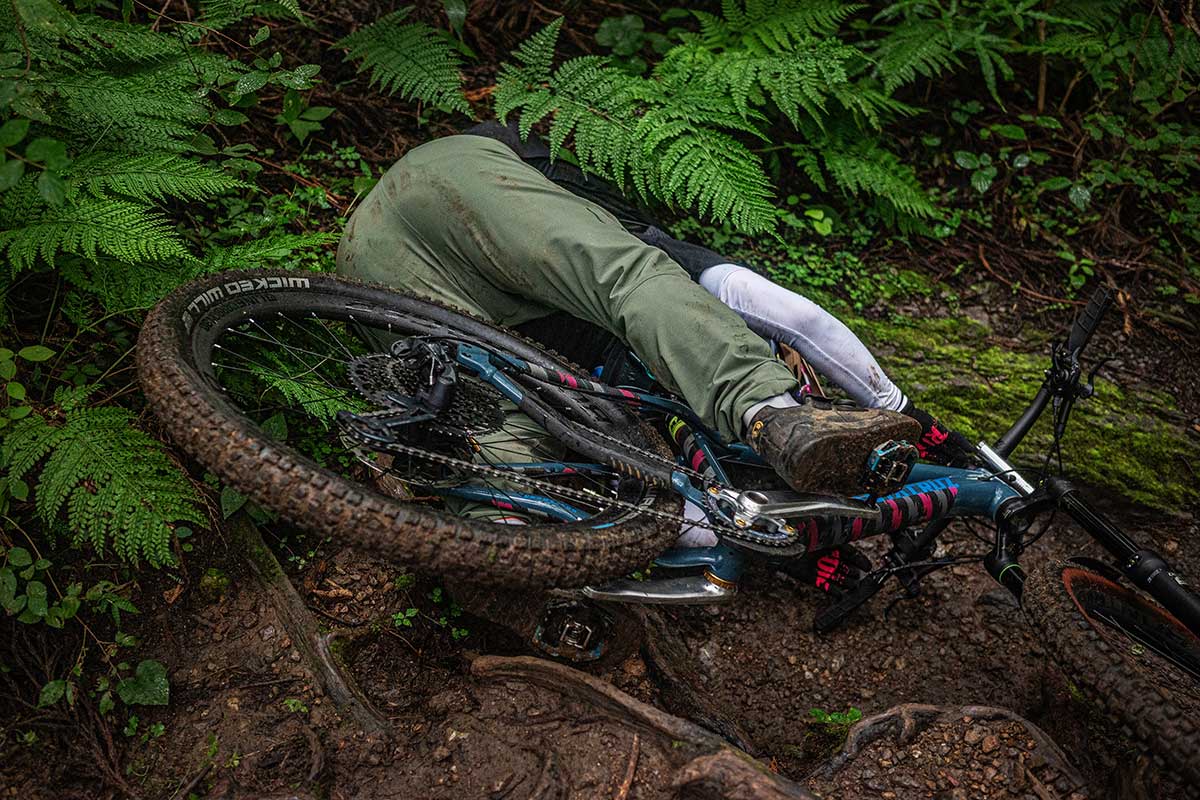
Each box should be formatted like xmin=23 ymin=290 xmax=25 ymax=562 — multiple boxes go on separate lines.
xmin=8 ymin=482 xmax=1191 ymax=799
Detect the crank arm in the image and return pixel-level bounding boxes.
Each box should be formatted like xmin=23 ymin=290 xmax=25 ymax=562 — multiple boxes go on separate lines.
xmin=729 ymin=489 xmax=878 ymax=521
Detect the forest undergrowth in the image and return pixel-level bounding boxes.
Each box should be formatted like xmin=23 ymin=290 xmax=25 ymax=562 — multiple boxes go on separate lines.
xmin=0 ymin=1 xmax=1198 ymax=795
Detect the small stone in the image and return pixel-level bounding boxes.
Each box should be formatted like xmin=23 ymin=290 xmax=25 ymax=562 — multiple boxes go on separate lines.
xmin=981 ymin=735 xmax=999 ymax=754
xmin=433 ymin=745 xmax=452 ymax=762
xmin=964 ymin=726 xmax=985 ymax=745
xmin=260 ymin=625 xmax=276 ymax=641
xmin=1164 ymin=539 xmax=1179 ymax=554
xmin=289 ymin=649 xmax=301 ymax=662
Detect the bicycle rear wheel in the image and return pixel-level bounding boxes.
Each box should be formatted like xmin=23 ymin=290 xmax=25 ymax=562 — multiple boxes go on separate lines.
xmin=137 ymin=269 xmax=684 ymax=588
xmin=1023 ymin=559 xmax=1200 ymax=785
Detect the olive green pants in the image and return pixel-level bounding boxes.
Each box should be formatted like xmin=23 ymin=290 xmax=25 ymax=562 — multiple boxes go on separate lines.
xmin=336 ymin=135 xmax=797 ymax=441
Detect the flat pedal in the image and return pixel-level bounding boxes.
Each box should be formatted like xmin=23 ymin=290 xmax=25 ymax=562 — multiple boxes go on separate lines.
xmin=531 ymin=599 xmax=614 ymax=662
xmin=862 ymin=440 xmax=918 ymax=496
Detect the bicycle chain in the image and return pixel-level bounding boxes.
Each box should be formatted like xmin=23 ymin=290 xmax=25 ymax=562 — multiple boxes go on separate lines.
xmin=521 ymin=380 xmax=709 ymax=483
xmin=341 ymin=353 xmax=798 ymax=548
xmin=342 ymin=414 xmax=814 ymax=551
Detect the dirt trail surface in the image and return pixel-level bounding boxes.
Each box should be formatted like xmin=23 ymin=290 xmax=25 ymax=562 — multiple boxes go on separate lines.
xmin=7 ymin=489 xmax=1190 ymax=800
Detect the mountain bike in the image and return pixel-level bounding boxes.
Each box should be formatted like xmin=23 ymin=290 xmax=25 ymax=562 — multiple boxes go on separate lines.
xmin=138 ymin=270 xmax=1200 ymax=784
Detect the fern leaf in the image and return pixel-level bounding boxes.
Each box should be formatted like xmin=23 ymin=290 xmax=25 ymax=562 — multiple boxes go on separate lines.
xmin=820 ymin=137 xmax=938 ymax=221
xmin=38 ymin=63 xmax=214 ymax=151
xmin=498 ymin=19 xmax=778 ymax=233
xmin=2 ymin=389 xmax=205 ymax=567
xmin=60 ymin=258 xmax=199 ymax=314
xmin=715 ymin=0 xmax=864 ymax=51
xmin=199 ymin=0 xmax=304 ymax=30
xmin=7 ymin=0 xmax=183 ymax=65
xmin=338 ymin=9 xmax=469 ymax=114
xmin=68 ymin=154 xmax=248 ymax=203
xmin=202 ymin=232 xmax=338 ymax=272
xmin=0 ymin=196 xmax=192 ymax=272
xmin=871 ymin=18 xmax=961 ymax=91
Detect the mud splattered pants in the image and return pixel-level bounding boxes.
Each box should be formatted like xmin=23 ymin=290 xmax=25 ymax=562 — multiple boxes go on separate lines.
xmin=336 ymin=134 xmax=797 ymax=442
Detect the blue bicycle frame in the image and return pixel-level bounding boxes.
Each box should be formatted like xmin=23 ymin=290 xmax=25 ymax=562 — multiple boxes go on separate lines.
xmin=449 ymin=341 xmax=1023 ymax=587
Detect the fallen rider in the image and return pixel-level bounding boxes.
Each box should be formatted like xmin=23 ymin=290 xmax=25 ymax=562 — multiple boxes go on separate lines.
xmin=336 ymin=122 xmax=974 ymax=597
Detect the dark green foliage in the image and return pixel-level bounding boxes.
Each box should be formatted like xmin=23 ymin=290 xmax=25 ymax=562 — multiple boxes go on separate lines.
xmin=497 ymin=19 xmax=777 ymax=231
xmin=496 ymin=3 xmax=938 ymax=232
xmin=3 ymin=388 xmax=205 ymax=567
xmin=68 ymin=154 xmax=248 ymax=203
xmin=199 ymin=0 xmax=305 ymax=30
xmin=1 ymin=191 xmax=191 ymax=271
xmin=0 ymin=0 xmax=332 ymax=573
xmin=338 ymin=9 xmax=470 ymax=114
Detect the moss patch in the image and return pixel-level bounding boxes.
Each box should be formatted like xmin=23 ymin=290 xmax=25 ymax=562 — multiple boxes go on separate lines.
xmin=847 ymin=313 xmax=1197 ymax=511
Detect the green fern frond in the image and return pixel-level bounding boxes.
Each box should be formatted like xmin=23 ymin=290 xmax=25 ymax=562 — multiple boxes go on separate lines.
xmin=1028 ymin=32 xmax=1107 ymax=60
xmin=68 ymin=154 xmax=248 ymax=203
xmin=696 ymin=39 xmax=862 ymax=127
xmin=251 ymin=351 xmax=354 ymax=426
xmin=871 ymin=18 xmax=960 ymax=92
xmin=497 ymin=20 xmax=777 ymax=233
xmin=0 ymin=196 xmax=192 ymax=272
xmin=338 ymin=9 xmax=469 ymax=114
xmin=6 ymin=0 xmax=184 ymax=65
xmin=818 ymin=136 xmax=938 ymax=221
xmin=60 ymin=258 xmax=199 ymax=314
xmin=198 ymin=0 xmax=304 ymax=30
xmin=2 ymin=388 xmax=205 ymax=566
xmin=202 ymin=232 xmax=338 ymax=272
xmin=42 ymin=63 xmax=213 ymax=151
xmin=707 ymin=1 xmax=864 ymax=51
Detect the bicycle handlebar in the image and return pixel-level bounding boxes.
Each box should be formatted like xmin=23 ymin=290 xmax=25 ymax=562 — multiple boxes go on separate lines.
xmin=993 ymin=285 xmax=1113 ymax=458
xmin=1067 ymin=286 xmax=1114 ymax=355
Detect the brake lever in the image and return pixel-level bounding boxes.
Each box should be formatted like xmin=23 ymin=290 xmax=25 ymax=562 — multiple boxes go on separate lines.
xmin=1079 ymin=356 xmax=1113 ymax=400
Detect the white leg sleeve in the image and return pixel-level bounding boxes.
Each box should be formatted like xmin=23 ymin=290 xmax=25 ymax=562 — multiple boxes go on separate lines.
xmin=698 ymin=264 xmax=908 ymax=411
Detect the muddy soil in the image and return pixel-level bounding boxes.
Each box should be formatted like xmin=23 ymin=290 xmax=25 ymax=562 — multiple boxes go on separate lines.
xmin=6 ymin=482 xmax=1191 ymax=799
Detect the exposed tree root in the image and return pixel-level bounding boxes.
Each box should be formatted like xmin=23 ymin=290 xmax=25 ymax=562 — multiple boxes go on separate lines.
xmin=636 ymin=606 xmax=759 ymax=753
xmin=229 ymin=517 xmax=390 ymax=739
xmin=812 ymin=702 xmax=1085 ymax=786
xmin=472 ymin=655 xmax=817 ymax=799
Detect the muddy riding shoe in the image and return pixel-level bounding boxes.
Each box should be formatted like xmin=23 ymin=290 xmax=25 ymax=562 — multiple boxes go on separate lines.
xmin=747 ymin=401 xmax=921 ymax=495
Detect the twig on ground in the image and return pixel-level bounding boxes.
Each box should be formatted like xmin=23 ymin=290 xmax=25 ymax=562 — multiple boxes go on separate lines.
xmin=614 ymin=733 xmax=639 ymax=800
xmin=978 ymin=245 xmax=1083 ymax=307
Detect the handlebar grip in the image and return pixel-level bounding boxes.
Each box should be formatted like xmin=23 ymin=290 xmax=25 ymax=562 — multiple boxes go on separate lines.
xmin=1066 ymin=286 xmax=1114 ymax=355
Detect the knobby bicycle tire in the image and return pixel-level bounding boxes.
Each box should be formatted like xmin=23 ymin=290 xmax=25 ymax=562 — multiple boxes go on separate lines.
xmin=137 ymin=269 xmax=683 ymax=588
xmin=1023 ymin=559 xmax=1200 ymax=787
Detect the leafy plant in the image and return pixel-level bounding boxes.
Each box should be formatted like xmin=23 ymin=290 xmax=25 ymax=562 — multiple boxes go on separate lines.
xmin=2 ymin=387 xmax=205 ymax=566
xmin=338 ymin=8 xmax=470 ymax=114
xmin=496 ymin=18 xmax=779 ymax=232
xmin=495 ymin=3 xmax=938 ymax=234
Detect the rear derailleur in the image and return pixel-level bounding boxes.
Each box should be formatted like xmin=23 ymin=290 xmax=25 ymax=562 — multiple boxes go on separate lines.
xmin=338 ymin=338 xmax=459 ymax=446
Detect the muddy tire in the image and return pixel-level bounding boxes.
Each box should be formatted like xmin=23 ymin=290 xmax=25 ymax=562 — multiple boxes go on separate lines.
xmin=137 ymin=269 xmax=682 ymax=589
xmin=1022 ymin=559 xmax=1200 ymax=786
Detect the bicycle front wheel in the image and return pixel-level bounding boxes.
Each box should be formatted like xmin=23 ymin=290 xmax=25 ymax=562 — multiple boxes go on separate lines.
xmin=1023 ymin=559 xmax=1200 ymax=784
xmin=137 ymin=269 xmax=684 ymax=588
